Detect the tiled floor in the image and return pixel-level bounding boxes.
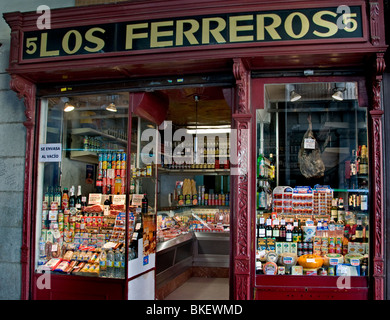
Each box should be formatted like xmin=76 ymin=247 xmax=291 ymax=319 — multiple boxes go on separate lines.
xmin=164 ymin=277 xmax=229 ymax=300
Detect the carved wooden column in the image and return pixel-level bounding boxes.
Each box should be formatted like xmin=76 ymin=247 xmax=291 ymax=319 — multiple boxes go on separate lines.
xmin=231 ymin=58 xmax=252 ymax=300
xmin=10 ymin=74 xmax=36 ymax=300
xmin=370 ymin=52 xmax=386 ymax=300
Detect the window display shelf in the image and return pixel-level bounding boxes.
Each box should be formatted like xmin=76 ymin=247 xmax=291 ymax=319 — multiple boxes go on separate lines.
xmin=158 ymin=167 xmax=230 ymax=176
xmin=71 ymin=127 xmax=127 ymax=145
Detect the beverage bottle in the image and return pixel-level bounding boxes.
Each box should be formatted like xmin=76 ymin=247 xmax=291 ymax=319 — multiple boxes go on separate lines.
xmin=279 ymin=219 xmax=286 ymax=242
xmin=114 ymin=249 xmax=121 ymax=278
xmin=142 ymin=193 xmax=148 ymax=213
xmin=44 ymin=186 xmax=50 ymax=205
xmin=69 ymin=186 xmax=76 ymax=208
xmin=292 ymin=220 xmax=299 ymax=242
xmin=61 ymin=188 xmax=69 ymax=210
xmin=331 ymin=198 xmax=338 ymax=222
xmin=114 ymin=175 xmax=122 ymax=194
xmin=337 ymin=198 xmax=345 ymax=222
xmin=257 ymin=150 xmax=265 ymax=178
xmin=359 ymin=145 xmax=368 ymax=175
xmin=265 ymin=218 xmax=273 ymax=238
xmin=76 ymin=185 xmax=82 ymax=210
xmin=81 ymin=195 xmax=87 ymax=214
xmin=99 ymin=249 xmax=107 ymax=277
xmin=286 ymin=223 xmax=293 ymax=242
xmin=272 ymin=219 xmax=280 ymax=241
xmin=258 ymin=216 xmax=266 ymax=238
xmin=54 ymin=186 xmax=62 ymax=209
xmin=269 ymin=153 xmax=276 ymax=181
xmin=120 ymin=248 xmax=125 ymax=278
xmin=106 ymin=248 xmax=115 ymax=278
xmin=355 ymin=218 xmax=364 ymax=242
xmin=104 ymin=195 xmax=111 ymax=216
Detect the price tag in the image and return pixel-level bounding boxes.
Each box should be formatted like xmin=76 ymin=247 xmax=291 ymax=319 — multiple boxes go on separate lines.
xmin=112 ymin=195 xmax=126 ymax=205
xmin=283 ymin=257 xmax=293 ymax=265
xmin=350 ymin=259 xmax=360 ymax=266
xmin=307 ymin=258 xmax=315 ymax=263
xmin=132 ymin=232 xmax=138 ymax=240
xmin=304 ymin=138 xmax=316 ymax=149
xmin=88 ymin=193 xmax=102 ymax=205
xmin=329 ymin=258 xmax=339 ymax=266
xmin=132 ymin=194 xmax=143 ymax=206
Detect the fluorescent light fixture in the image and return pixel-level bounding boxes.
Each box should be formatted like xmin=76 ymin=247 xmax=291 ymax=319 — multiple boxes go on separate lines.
xmin=332 ymin=90 xmax=344 ymax=101
xmin=106 ymin=103 xmax=117 ymax=112
xmin=186 ymin=128 xmax=231 ymax=134
xmin=290 ymin=90 xmax=301 ymax=102
xmin=64 ymin=102 xmax=75 ymax=112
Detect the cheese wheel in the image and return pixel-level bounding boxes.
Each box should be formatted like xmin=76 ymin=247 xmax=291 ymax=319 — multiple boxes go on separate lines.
xmin=263 ymin=261 xmax=278 ymax=275
xmin=297 ymin=254 xmax=323 ymax=268
xmin=323 ymin=253 xmax=344 ymax=266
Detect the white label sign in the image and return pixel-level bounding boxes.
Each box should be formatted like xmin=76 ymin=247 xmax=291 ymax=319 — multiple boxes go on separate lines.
xmin=304 ymin=138 xmax=316 ymax=150
xmin=39 ymin=143 xmax=62 ymax=162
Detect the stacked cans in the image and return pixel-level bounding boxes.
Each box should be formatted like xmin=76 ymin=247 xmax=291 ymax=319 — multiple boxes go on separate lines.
xmin=97 ymin=152 xmax=127 ymax=194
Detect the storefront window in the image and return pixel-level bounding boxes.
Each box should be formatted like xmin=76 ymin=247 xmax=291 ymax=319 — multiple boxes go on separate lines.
xmin=35 ymin=92 xmax=137 ymax=278
xmin=256 ymin=82 xmax=369 ymax=277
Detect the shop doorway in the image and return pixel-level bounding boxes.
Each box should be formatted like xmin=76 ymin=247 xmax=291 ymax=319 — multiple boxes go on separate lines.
xmin=150 ymin=86 xmax=232 ymax=300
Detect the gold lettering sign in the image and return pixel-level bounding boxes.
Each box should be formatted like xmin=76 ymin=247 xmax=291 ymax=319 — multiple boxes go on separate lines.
xmin=22 ymin=6 xmax=363 ymax=60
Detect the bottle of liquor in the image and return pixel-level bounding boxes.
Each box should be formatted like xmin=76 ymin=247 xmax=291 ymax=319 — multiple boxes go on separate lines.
xmin=265 ymin=218 xmax=273 ymax=238
xmin=286 ymin=223 xmax=293 ymax=242
xmin=269 ymin=153 xmax=276 ymax=182
xmin=54 ymin=186 xmax=62 ymax=209
xmin=292 ymin=220 xmax=299 ymax=242
xmin=142 ymin=193 xmax=148 ymax=213
xmin=350 ymin=149 xmax=358 ymax=189
xmin=279 ymin=218 xmax=286 ymax=242
xmin=257 ymin=181 xmax=264 ymax=210
xmin=257 ymin=150 xmax=265 ymax=178
xmin=297 ymin=220 xmax=303 ymax=242
xmin=81 ymin=194 xmax=87 ymax=214
xmin=104 ymin=195 xmax=111 ymax=216
xmin=69 ymin=186 xmax=76 ymax=208
xmin=356 ymin=145 xmax=361 ymax=175
xmin=359 ymin=145 xmax=368 ymax=176
xmin=258 ymin=215 xmax=266 ymax=238
xmin=355 ymin=218 xmax=364 ymax=242
xmin=337 ymin=198 xmax=345 ymax=222
xmin=272 ymin=219 xmax=280 ymax=241
xmin=331 ymin=198 xmax=338 ymax=222
xmin=76 ymin=185 xmax=82 ymax=210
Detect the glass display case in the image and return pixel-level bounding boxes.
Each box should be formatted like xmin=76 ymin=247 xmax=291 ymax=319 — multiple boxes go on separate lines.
xmin=255 ymin=82 xmax=369 ymax=277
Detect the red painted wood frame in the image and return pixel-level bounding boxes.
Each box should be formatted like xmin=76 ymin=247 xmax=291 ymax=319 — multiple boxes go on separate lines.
xmin=3 ymin=0 xmax=387 ymax=300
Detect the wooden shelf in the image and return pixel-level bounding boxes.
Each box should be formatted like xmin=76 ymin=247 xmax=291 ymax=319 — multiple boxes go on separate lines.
xmin=158 ymin=167 xmax=230 ymax=176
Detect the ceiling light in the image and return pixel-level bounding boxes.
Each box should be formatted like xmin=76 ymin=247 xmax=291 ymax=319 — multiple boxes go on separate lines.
xmin=64 ymin=102 xmax=75 ymax=112
xmin=106 ymin=102 xmax=117 ymax=112
xmin=290 ymin=90 xmax=301 ymax=102
xmin=186 ymin=128 xmax=231 ymax=134
xmin=332 ymin=89 xmax=344 ymax=101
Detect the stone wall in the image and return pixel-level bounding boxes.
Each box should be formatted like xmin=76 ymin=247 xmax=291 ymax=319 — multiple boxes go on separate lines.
xmin=0 ymin=0 xmax=75 ymax=300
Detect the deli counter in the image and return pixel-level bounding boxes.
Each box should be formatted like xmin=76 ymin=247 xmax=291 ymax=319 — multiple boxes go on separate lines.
xmin=155 ymin=207 xmax=230 ymax=297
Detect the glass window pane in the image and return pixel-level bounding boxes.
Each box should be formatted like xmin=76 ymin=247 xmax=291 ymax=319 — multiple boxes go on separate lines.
xmin=256 ymin=82 xmax=369 ymax=277
xmin=35 ymin=93 xmax=129 ymax=278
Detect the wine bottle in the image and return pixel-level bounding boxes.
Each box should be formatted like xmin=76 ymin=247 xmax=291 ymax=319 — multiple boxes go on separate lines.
xmin=76 ymin=185 xmax=82 ymax=210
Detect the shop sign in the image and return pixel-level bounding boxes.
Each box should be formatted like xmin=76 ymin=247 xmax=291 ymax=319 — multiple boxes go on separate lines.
xmin=38 ymin=143 xmax=61 ymax=162
xmin=22 ymin=6 xmax=363 ymax=60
